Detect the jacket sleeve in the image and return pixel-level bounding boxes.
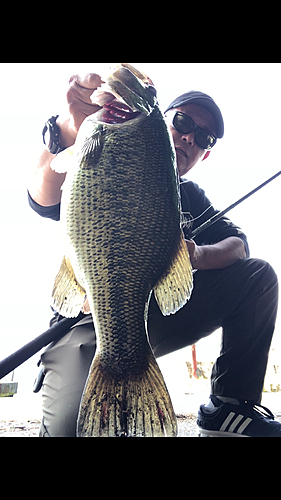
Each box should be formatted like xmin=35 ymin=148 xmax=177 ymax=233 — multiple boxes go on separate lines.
xmin=28 ymin=191 xmax=61 ymax=222
xmin=180 ymin=181 xmax=250 ymax=258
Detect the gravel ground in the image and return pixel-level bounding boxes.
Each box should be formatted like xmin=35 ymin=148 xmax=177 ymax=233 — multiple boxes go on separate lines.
xmin=177 ymin=415 xmax=198 ymax=437
xmin=0 ymin=417 xmax=198 ymax=437
xmin=0 ymin=391 xmax=280 ymax=437
xmin=0 ymin=420 xmax=41 ymax=437
xmin=0 ymin=414 xmax=280 ymax=437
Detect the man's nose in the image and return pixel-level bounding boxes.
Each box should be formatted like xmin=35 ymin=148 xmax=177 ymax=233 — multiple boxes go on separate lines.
xmin=181 ymin=132 xmax=195 ymax=147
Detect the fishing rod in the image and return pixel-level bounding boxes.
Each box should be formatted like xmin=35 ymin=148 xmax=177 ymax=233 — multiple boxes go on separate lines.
xmin=0 ymin=313 xmax=85 ymax=380
xmin=0 ymin=170 xmax=281 ymax=380
xmin=191 ymin=170 xmax=281 ymax=240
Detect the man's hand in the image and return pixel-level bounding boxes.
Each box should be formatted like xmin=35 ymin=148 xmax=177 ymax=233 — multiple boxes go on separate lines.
xmin=186 ymin=239 xmax=205 ymax=270
xmin=186 ymin=237 xmax=246 ymax=271
xmin=29 ymin=73 xmax=104 ymax=206
xmin=58 ymin=73 xmax=104 ymax=149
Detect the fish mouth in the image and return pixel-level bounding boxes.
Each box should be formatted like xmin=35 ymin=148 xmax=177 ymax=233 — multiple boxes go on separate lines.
xmin=101 ymin=98 xmax=141 ymax=125
xmin=91 ymin=63 xmax=157 ymax=122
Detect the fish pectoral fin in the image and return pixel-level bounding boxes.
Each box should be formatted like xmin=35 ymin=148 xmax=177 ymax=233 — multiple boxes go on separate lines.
xmin=80 ymin=126 xmax=104 ymax=164
xmin=154 ymin=232 xmax=193 ymax=316
xmin=77 ymin=350 xmax=178 ymax=438
xmin=50 ymin=147 xmax=75 ymax=174
xmin=51 ymin=256 xmax=86 ymax=318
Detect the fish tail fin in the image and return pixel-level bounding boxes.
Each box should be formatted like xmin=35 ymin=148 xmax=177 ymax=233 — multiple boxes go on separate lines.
xmin=77 ymin=351 xmax=178 ymax=438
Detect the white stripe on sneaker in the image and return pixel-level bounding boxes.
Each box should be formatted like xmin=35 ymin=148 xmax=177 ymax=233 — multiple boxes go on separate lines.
xmin=237 ymin=418 xmax=252 ymax=435
xmin=228 ymin=415 xmax=244 ymax=433
xmin=220 ymin=412 xmax=235 ymax=432
xmin=219 ymin=412 xmax=253 ymax=435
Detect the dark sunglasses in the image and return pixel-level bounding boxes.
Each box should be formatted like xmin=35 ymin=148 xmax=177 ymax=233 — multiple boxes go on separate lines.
xmin=169 ymin=111 xmax=217 ymax=151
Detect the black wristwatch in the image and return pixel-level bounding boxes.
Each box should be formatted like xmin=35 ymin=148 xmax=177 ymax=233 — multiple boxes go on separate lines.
xmin=43 ymin=115 xmax=64 ymax=155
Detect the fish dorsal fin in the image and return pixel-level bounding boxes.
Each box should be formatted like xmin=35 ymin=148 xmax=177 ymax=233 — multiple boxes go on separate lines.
xmin=154 ymin=233 xmax=193 ymax=316
xmin=51 ymin=256 xmax=86 ymax=318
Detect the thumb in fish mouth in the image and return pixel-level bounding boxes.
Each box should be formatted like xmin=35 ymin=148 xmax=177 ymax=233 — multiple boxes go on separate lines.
xmin=82 ymin=297 xmax=91 ymax=315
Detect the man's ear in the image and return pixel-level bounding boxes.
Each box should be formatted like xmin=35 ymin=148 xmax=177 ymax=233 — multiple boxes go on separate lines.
xmin=202 ymin=151 xmax=211 ymax=161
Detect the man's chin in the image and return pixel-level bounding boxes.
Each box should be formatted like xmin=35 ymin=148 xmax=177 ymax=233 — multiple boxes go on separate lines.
xmin=177 ymin=162 xmax=191 ymax=178
xmin=176 ymin=153 xmax=191 ymax=177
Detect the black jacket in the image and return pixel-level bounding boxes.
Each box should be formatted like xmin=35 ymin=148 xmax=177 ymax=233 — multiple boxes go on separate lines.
xmin=28 ymin=179 xmax=250 ymax=257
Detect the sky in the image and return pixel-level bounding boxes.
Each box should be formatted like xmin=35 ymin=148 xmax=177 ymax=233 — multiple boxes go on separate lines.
xmin=0 ymin=62 xmax=280 ymax=399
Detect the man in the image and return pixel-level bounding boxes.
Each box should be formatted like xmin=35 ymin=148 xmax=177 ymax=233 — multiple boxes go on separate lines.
xmin=29 ymin=72 xmax=280 ymax=437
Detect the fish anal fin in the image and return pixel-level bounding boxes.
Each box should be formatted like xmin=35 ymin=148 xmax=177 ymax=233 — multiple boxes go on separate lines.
xmin=51 ymin=256 xmax=86 ymax=318
xmin=154 ymin=233 xmax=193 ymax=316
xmin=77 ymin=350 xmax=178 ymax=438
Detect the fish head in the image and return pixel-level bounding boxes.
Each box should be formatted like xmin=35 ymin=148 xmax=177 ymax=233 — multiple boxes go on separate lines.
xmin=108 ymin=63 xmax=157 ymax=115
xmin=92 ymin=63 xmax=158 ymax=122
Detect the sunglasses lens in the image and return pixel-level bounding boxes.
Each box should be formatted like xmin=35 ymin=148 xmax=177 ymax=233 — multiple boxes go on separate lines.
xmin=173 ymin=113 xmax=194 ymax=134
xmin=196 ymin=130 xmax=216 ymax=150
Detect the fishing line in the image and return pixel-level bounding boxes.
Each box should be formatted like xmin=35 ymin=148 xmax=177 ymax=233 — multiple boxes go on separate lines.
xmin=181 ymin=204 xmax=213 ymax=224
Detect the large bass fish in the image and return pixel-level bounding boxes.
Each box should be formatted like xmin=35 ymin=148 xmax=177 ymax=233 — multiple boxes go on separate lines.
xmin=51 ymin=63 xmax=193 ymax=437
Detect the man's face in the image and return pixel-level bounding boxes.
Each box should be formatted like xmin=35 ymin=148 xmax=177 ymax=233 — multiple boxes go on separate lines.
xmin=167 ymin=103 xmax=217 ymax=177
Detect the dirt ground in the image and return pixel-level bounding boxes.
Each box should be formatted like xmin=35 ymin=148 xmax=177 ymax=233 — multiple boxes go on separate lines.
xmin=0 ymin=420 xmax=41 ymax=437
xmin=0 ymin=416 xmax=198 ymax=437
xmin=1 ymin=413 xmax=280 ymax=437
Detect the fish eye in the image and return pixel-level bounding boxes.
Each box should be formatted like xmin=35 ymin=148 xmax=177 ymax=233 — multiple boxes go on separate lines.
xmin=147 ymin=85 xmax=157 ymax=98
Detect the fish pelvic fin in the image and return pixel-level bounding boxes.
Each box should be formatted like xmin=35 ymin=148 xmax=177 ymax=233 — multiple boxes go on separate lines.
xmin=77 ymin=351 xmax=178 ymax=438
xmin=154 ymin=232 xmax=193 ymax=316
xmin=50 ymin=147 xmax=75 ymax=174
xmin=51 ymin=256 xmax=86 ymax=318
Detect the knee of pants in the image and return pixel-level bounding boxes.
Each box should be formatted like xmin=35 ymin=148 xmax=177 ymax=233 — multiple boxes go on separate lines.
xmin=251 ymin=259 xmax=278 ymax=294
xmin=240 ymin=259 xmax=279 ymax=332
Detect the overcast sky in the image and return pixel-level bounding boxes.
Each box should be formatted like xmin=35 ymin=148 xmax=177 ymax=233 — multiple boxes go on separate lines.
xmin=0 ymin=62 xmax=280 ymax=394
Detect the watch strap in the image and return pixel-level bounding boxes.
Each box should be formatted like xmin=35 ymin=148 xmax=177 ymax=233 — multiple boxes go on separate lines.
xmin=43 ymin=115 xmax=64 ymax=155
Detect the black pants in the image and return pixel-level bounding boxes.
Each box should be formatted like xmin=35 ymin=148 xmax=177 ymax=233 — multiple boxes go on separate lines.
xmin=39 ymin=258 xmax=279 ymax=437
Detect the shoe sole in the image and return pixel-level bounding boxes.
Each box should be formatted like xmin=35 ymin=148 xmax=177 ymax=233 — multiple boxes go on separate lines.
xmin=197 ymin=426 xmax=250 ymax=437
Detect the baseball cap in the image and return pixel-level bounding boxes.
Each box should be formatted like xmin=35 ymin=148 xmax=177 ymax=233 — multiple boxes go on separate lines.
xmin=165 ymin=91 xmax=224 ymax=139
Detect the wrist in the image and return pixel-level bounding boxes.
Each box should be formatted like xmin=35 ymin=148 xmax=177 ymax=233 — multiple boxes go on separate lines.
xmin=57 ymin=117 xmax=77 ymax=149
xmin=191 ymin=244 xmax=208 ymax=271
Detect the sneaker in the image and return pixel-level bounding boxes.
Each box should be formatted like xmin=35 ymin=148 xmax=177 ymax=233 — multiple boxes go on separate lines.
xmin=197 ymin=396 xmax=281 ymax=437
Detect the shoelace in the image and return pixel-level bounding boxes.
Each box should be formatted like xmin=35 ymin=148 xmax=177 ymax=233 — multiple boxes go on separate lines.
xmin=251 ymin=403 xmax=275 ymax=421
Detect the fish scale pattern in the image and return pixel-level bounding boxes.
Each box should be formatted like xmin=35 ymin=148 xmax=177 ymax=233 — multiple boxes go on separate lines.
xmin=65 ymin=114 xmax=182 ymax=372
